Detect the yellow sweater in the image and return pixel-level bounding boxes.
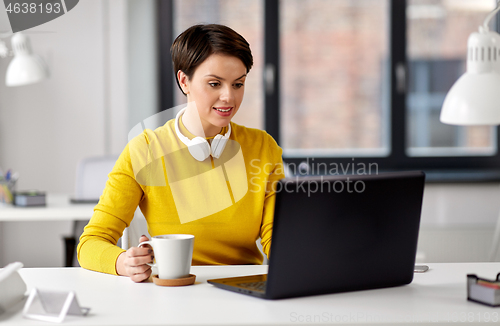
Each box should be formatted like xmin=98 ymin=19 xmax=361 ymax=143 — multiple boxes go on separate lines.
xmin=77 ymin=118 xmax=285 ymax=275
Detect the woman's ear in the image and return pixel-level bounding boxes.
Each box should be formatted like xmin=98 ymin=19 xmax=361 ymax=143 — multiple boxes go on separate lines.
xmin=177 ymin=70 xmax=190 ymax=95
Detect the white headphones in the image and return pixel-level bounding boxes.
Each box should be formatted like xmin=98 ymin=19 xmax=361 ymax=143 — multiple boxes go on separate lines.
xmin=175 ymin=107 xmax=231 ymax=161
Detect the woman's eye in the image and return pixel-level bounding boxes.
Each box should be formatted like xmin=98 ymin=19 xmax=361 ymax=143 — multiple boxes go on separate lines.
xmin=209 ymin=82 xmax=220 ymax=87
xmin=234 ymin=83 xmax=244 ymax=88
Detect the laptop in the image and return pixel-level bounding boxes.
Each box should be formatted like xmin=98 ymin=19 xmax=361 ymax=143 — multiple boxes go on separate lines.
xmin=208 ymin=171 xmax=426 ymax=299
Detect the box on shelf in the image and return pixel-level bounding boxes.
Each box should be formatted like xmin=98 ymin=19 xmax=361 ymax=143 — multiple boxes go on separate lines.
xmin=13 ymin=191 xmax=46 ymax=207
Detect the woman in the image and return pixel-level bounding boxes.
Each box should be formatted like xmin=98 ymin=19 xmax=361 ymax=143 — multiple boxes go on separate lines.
xmin=77 ymin=24 xmax=285 ymax=282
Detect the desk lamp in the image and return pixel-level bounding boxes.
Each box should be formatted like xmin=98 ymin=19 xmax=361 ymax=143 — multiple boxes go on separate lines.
xmin=439 ymin=1 xmax=500 ymax=261
xmin=0 ymin=32 xmax=48 ymax=86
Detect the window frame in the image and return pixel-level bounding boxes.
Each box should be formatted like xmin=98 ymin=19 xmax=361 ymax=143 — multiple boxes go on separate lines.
xmin=159 ymin=0 xmax=500 ymax=182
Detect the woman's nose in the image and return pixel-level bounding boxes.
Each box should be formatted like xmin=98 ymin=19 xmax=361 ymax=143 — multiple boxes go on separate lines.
xmin=220 ymin=85 xmax=235 ymax=103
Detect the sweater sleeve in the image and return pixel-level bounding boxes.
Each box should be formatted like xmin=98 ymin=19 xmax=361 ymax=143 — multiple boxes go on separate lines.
xmin=260 ymin=135 xmax=285 ymax=258
xmin=77 ymin=143 xmax=144 ymax=275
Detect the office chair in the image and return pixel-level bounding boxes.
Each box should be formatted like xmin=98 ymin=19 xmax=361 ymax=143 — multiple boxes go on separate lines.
xmin=67 ymin=155 xmax=119 ymax=267
xmin=71 ymin=156 xmax=151 ymax=262
xmin=73 ymin=155 xmax=119 ymax=202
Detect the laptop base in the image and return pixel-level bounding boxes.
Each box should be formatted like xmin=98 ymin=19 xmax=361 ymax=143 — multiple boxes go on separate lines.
xmin=208 ymin=274 xmax=268 ymax=298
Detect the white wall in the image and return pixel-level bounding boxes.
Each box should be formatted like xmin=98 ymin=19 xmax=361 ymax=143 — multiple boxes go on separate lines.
xmin=417 ymin=184 xmax=500 ymax=263
xmin=127 ymin=0 xmax=160 ymax=132
xmin=0 ymin=0 xmax=158 ymax=267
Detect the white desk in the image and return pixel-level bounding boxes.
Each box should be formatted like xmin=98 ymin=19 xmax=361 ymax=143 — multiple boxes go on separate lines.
xmin=0 ymin=194 xmax=95 ymax=222
xmin=1 ymin=263 xmax=500 ymax=325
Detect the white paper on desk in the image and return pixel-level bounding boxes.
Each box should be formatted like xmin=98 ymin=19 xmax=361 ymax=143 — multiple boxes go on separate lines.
xmin=23 ymin=288 xmax=90 ymax=323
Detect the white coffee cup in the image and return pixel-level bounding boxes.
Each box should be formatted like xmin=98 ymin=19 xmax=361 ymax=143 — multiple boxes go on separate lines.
xmin=139 ymin=234 xmax=194 ymax=280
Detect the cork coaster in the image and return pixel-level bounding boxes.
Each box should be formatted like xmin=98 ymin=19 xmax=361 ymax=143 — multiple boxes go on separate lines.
xmin=152 ymin=274 xmax=196 ymax=286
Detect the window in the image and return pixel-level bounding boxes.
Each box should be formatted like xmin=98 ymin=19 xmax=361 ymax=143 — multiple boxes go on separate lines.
xmin=280 ymin=0 xmax=390 ymax=158
xmin=159 ymin=0 xmax=500 ymax=180
xmin=407 ymin=0 xmax=497 ymax=157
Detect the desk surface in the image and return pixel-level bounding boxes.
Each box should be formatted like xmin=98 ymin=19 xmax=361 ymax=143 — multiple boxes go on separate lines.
xmin=0 ymin=194 xmax=95 ymax=221
xmin=1 ymin=263 xmax=500 ymax=325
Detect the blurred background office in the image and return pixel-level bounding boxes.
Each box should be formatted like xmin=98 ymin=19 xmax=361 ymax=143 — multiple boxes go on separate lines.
xmin=1 ymin=0 xmax=500 ymax=267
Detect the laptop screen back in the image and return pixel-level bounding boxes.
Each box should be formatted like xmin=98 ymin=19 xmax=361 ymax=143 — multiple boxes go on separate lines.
xmin=265 ymin=171 xmax=425 ymax=299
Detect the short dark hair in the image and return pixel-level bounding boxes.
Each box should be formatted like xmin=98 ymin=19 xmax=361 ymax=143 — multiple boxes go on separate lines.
xmin=171 ymin=24 xmax=253 ymax=95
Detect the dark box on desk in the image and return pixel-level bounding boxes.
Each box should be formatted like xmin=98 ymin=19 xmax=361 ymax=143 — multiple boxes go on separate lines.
xmin=13 ymin=191 xmax=46 ymax=207
xmin=467 ymin=274 xmax=500 ymax=307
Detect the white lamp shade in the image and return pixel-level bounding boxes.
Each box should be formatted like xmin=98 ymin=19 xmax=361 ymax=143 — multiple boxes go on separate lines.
xmin=5 ymin=54 xmax=48 ymax=86
xmin=5 ymin=32 xmax=48 ymax=87
xmin=440 ymin=71 xmax=500 ymax=125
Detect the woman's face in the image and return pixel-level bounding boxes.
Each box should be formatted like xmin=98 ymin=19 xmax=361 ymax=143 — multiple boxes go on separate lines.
xmin=178 ymin=54 xmax=247 ymax=135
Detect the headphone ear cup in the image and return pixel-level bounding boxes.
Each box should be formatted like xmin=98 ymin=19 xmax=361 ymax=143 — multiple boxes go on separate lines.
xmin=211 ymin=134 xmax=229 ymax=159
xmin=188 ymin=137 xmax=211 ymax=161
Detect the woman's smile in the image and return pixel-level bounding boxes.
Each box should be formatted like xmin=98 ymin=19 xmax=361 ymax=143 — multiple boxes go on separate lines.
xmin=213 ymin=106 xmax=233 ymax=116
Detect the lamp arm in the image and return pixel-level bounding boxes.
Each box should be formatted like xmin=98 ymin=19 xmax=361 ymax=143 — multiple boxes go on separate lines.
xmin=483 ymin=0 xmax=500 ymax=32
xmin=0 ymin=40 xmax=8 ymax=58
